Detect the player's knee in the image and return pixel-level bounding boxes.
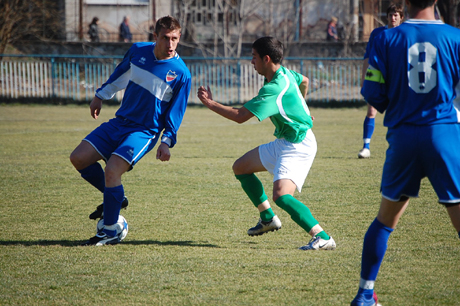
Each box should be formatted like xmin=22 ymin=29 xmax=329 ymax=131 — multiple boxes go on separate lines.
xmin=69 ymin=151 xmax=84 ymax=169
xmin=104 ymin=165 xmax=121 ymax=185
xmin=232 ymin=159 xmax=243 ymax=175
xmin=272 ymin=191 xmax=287 ymax=203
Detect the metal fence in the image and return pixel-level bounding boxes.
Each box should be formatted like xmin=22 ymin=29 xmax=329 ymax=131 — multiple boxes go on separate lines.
xmin=0 ymin=54 xmax=364 ymax=104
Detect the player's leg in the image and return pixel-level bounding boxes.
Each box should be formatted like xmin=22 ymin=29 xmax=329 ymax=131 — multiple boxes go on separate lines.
xmin=358 ymin=104 xmax=377 ymax=159
xmin=272 ymin=179 xmax=335 ymax=251
xmin=233 ymin=147 xmax=281 ymax=235
xmin=72 ymin=120 xmax=131 ymax=220
xmin=70 ymin=140 xmax=106 ymax=193
xmin=101 ymin=154 xmax=131 ymax=236
xmin=82 ymin=129 xmax=158 ymax=246
xmin=446 ymin=204 xmax=460 ymax=239
xmin=425 ymin=123 xmax=460 ymax=240
xmin=102 ymin=129 xmax=158 ymax=233
xmin=82 ymin=154 xmax=131 ymax=246
xmin=351 ymin=197 xmax=409 ymax=306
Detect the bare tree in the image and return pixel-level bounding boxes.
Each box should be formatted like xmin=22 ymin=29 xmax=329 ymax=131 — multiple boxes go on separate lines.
xmin=175 ymin=0 xmax=266 ymax=58
xmin=0 ymin=0 xmax=64 ymax=57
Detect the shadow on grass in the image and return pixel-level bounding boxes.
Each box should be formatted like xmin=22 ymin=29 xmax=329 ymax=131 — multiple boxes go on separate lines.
xmin=0 ymin=240 xmax=221 ymax=248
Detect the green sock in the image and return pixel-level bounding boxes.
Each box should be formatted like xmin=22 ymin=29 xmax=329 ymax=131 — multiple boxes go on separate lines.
xmin=235 ymin=174 xmax=268 ymax=208
xmin=275 ymin=194 xmax=326 ymax=235
xmin=260 ymin=207 xmax=275 ymax=222
xmin=316 ymin=231 xmax=330 ymax=240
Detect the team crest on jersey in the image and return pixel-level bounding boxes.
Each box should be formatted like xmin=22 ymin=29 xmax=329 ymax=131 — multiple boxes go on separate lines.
xmin=166 ymin=70 xmax=177 ymax=82
xmin=139 ymin=57 xmax=146 ymax=64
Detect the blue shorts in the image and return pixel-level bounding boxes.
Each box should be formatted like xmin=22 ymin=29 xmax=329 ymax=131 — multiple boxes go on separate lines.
xmin=84 ymin=117 xmax=158 ymax=167
xmin=381 ymin=123 xmax=460 ymax=205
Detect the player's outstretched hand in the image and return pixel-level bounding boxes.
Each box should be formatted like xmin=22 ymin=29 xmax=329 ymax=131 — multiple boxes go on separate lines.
xmin=90 ymin=96 xmax=103 ymax=119
xmin=156 ymin=143 xmax=171 ymax=162
xmin=197 ymin=86 xmax=213 ymax=106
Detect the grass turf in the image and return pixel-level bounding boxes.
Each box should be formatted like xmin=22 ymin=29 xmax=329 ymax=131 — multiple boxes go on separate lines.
xmin=0 ymin=105 xmax=458 ymax=305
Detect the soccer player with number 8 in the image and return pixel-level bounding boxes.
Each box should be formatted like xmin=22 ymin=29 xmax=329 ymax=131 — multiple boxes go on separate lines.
xmin=351 ymin=0 xmax=460 ymax=305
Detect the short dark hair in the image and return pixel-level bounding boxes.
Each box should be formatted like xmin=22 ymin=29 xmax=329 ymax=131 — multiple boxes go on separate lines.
xmin=252 ymin=37 xmax=283 ymax=64
xmin=154 ymin=16 xmax=181 ymax=35
xmin=408 ymin=0 xmax=436 ymax=9
xmin=387 ymin=3 xmax=404 ymax=18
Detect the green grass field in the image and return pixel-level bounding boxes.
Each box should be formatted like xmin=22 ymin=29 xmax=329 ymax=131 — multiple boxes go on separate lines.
xmin=0 ymin=105 xmax=459 ymax=305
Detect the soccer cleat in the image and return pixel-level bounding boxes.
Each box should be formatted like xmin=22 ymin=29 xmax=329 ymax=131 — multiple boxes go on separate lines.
xmin=351 ymin=292 xmax=381 ymax=306
xmin=247 ymin=215 xmax=282 ymax=236
xmin=299 ymin=236 xmax=336 ymax=250
xmin=358 ymin=148 xmax=371 ymax=159
xmin=89 ymin=196 xmax=129 ymax=220
xmin=81 ymin=231 xmax=120 ymax=246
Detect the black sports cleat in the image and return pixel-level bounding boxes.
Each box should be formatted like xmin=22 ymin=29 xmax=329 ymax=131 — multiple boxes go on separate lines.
xmin=89 ymin=196 xmax=129 ymax=220
xmin=81 ymin=232 xmax=120 ymax=246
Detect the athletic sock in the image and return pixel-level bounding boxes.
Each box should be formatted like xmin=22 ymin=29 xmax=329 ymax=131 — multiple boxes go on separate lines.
xmin=260 ymin=207 xmax=275 ymax=222
xmin=275 ymin=194 xmax=323 ymax=234
xmin=458 ymin=231 xmax=460 ymax=239
xmin=316 ymin=231 xmax=330 ymax=240
xmin=103 ymin=185 xmax=124 ymax=227
xmin=235 ymin=174 xmax=268 ymax=207
xmin=358 ymin=218 xmax=394 ymax=298
xmin=363 ymin=117 xmax=375 ymax=150
xmin=78 ymin=162 xmax=105 ymax=193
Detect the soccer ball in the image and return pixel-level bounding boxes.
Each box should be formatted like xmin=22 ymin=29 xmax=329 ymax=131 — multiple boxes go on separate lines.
xmin=97 ymin=215 xmax=129 ymax=241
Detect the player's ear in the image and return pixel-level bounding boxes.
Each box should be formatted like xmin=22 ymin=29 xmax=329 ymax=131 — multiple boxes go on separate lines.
xmin=264 ymin=55 xmax=271 ymax=64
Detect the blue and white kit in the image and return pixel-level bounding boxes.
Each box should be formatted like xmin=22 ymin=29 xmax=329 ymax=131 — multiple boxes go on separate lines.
xmin=362 ymin=20 xmax=460 ymax=204
xmin=85 ymin=42 xmax=191 ymax=166
xmin=95 ymin=42 xmax=191 ymax=148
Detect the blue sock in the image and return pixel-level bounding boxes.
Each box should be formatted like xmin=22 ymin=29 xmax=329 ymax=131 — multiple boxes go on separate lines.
xmin=358 ymin=218 xmax=393 ymax=299
xmin=363 ymin=117 xmax=375 ymax=150
xmin=103 ymin=185 xmax=124 ymax=232
xmin=458 ymin=231 xmax=460 ymax=239
xmin=78 ymin=163 xmax=105 ymax=193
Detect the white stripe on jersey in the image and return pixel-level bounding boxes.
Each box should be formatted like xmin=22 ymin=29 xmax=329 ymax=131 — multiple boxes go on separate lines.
xmin=97 ymin=69 xmax=131 ymax=100
xmin=454 ymin=81 xmax=460 ymax=122
xmin=130 ymin=64 xmax=173 ymax=102
xmin=289 ymin=71 xmax=311 ymax=116
xmin=404 ymin=19 xmax=444 ymax=25
xmin=277 ymin=71 xmax=293 ymax=123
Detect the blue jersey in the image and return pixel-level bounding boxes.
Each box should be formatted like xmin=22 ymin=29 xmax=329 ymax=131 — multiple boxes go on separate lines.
xmin=362 ymin=20 xmax=460 ymax=128
xmin=363 ymin=26 xmax=387 ymax=59
xmin=95 ymin=42 xmax=191 ymax=147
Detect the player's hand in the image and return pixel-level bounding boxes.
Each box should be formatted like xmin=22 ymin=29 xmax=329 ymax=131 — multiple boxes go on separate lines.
xmin=89 ymin=96 xmax=103 ymax=119
xmin=197 ymin=86 xmax=213 ymax=106
xmin=156 ymin=143 xmax=171 ymax=162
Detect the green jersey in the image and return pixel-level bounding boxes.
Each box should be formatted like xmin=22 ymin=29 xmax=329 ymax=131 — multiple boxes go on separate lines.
xmin=244 ymin=66 xmax=313 ymax=143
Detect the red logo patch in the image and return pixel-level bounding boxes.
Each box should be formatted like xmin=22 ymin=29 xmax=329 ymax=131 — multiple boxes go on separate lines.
xmin=166 ymin=70 xmax=177 ymax=82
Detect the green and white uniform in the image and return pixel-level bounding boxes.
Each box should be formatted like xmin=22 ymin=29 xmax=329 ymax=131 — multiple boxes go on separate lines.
xmin=245 ymin=66 xmax=316 ymax=192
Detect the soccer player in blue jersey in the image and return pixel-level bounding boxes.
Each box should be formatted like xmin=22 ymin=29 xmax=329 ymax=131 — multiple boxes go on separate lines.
xmin=351 ymin=0 xmax=460 ymax=304
xmin=70 ymin=16 xmax=191 ymax=246
xmin=358 ymin=3 xmax=403 ymax=159
xmin=198 ymin=37 xmax=336 ymax=251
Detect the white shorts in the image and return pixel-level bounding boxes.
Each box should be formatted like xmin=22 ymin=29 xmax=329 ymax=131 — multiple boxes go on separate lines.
xmin=258 ymin=129 xmax=317 ymax=192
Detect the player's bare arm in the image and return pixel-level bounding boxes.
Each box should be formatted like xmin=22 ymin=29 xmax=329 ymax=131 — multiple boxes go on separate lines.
xmin=298 ymin=75 xmax=309 ymax=98
xmin=90 ymin=96 xmax=103 ymax=119
xmin=198 ymin=86 xmax=254 ymax=123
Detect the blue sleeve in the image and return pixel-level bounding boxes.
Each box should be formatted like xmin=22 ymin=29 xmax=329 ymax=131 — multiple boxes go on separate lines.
xmin=95 ymin=46 xmax=134 ymax=100
xmin=364 ymin=27 xmax=385 ymax=59
xmin=361 ymin=41 xmax=389 ymax=113
xmin=161 ymin=73 xmax=191 ymax=148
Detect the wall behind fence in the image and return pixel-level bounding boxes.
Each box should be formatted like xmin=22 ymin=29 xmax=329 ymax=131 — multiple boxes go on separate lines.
xmin=0 ymin=55 xmax=364 ymax=104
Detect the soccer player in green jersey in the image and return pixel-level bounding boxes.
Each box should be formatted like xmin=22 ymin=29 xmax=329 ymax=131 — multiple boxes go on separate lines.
xmin=197 ymin=36 xmax=335 ymax=250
